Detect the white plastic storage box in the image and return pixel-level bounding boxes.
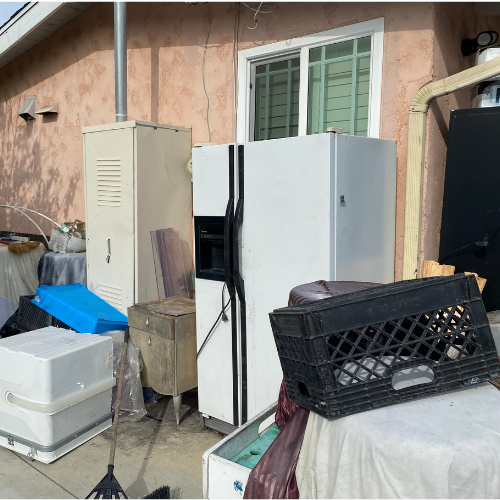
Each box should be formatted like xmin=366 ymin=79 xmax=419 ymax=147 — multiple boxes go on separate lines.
xmin=0 ymin=327 xmax=115 ymax=463
xmin=202 ymin=403 xmax=278 ymax=499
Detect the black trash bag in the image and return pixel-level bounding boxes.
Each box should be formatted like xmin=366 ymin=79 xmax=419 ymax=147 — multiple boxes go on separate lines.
xmin=0 ymin=309 xmax=22 ymax=338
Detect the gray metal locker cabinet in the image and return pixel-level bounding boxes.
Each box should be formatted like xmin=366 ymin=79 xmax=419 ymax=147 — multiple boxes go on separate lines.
xmin=83 ymin=121 xmax=193 ymax=312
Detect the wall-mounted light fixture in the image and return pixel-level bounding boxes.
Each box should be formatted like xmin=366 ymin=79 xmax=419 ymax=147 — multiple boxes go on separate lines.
xmin=18 ymin=96 xmax=36 ymax=121
xmin=462 ymin=31 xmax=499 ymax=56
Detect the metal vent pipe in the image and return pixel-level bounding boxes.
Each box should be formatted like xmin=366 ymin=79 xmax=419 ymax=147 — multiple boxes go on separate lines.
xmin=114 ymin=2 xmax=127 ymax=122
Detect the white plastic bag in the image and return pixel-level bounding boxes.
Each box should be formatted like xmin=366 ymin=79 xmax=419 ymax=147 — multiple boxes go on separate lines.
xmin=48 ymin=227 xmax=86 ymax=253
xmin=101 ymin=330 xmax=147 ymax=422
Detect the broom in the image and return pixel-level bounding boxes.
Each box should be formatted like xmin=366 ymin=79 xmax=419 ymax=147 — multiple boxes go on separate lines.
xmin=86 ymin=329 xmax=178 ymax=500
xmin=86 ymin=329 xmax=131 ymax=499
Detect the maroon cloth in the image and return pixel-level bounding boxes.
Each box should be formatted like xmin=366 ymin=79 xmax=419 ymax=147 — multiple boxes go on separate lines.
xmin=288 ymin=279 xmax=380 ymax=305
xmin=244 ymin=281 xmax=381 ymax=499
xmin=243 ymin=381 xmax=308 ymax=499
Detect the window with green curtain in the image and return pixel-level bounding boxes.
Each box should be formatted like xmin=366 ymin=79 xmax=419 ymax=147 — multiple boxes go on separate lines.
xmin=307 ymin=36 xmax=371 ymax=136
xmin=254 ymin=57 xmax=300 ymax=141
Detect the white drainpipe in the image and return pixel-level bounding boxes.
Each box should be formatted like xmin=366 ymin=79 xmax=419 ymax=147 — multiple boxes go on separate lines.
xmin=403 ymin=55 xmax=500 ymax=280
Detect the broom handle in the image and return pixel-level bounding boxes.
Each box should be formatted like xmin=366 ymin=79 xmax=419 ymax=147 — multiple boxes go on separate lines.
xmin=109 ymin=328 xmax=130 ymax=467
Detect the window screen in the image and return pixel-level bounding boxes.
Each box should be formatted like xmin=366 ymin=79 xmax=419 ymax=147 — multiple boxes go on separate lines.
xmin=254 ymin=57 xmax=300 ymax=141
xmin=307 ymin=36 xmax=371 ymax=136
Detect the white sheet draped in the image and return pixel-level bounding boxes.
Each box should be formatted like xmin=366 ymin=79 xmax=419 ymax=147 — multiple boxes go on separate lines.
xmin=296 ymin=383 xmax=500 ymax=499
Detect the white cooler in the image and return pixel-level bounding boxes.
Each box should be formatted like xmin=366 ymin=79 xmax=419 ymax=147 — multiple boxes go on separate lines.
xmin=0 ymin=327 xmax=115 ymax=463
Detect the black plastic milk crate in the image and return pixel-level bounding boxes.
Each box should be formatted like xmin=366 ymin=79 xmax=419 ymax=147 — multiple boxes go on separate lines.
xmin=18 ymin=295 xmax=72 ymax=332
xmin=269 ymin=274 xmax=500 ymax=419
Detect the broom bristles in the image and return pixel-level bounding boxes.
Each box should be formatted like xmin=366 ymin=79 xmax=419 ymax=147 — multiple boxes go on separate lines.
xmin=143 ymin=486 xmax=181 ymax=499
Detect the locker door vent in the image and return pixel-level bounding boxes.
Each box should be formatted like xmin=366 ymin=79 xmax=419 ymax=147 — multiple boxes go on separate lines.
xmin=97 ymin=158 xmax=121 ymax=207
xmin=98 ymin=283 xmax=123 ymax=311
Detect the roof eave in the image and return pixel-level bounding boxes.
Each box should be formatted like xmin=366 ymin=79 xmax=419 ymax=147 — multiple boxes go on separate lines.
xmin=0 ymin=2 xmax=92 ymax=70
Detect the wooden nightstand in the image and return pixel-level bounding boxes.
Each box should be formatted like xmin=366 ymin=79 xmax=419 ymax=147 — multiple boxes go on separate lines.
xmin=128 ymin=297 xmax=197 ymax=424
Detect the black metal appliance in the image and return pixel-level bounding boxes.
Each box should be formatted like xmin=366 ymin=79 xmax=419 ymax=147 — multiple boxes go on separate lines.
xmin=439 ymin=108 xmax=500 ymax=311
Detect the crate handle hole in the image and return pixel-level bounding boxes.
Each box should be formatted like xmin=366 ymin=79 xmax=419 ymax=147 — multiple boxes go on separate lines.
xmin=297 ymin=381 xmax=310 ymax=398
xmin=391 ymin=365 xmax=435 ymax=390
xmin=249 ymin=450 xmax=260 ymax=455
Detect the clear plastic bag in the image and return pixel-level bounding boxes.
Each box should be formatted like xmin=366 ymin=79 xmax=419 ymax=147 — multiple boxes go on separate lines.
xmin=101 ymin=330 xmax=147 ymax=422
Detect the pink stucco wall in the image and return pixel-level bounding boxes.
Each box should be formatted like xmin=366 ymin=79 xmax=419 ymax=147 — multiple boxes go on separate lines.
xmin=0 ymin=2 xmax=494 ymax=279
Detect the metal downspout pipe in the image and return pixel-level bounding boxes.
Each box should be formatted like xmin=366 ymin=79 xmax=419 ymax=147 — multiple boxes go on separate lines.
xmin=114 ymin=2 xmax=127 ymax=122
xmin=402 ymin=55 xmax=500 ymax=280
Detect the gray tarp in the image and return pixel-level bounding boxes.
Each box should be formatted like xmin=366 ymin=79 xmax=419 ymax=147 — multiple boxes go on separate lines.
xmin=39 ymin=251 xmax=87 ymax=287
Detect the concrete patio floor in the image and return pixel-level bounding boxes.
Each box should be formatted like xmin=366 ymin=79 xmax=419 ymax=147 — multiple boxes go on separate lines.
xmin=0 ymin=390 xmax=222 ymax=499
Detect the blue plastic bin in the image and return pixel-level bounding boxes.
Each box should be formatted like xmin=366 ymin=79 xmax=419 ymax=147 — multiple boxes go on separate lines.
xmin=32 ymin=284 xmax=128 ymax=334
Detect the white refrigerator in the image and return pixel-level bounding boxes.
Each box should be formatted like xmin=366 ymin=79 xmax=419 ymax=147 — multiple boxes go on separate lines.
xmin=192 ymin=132 xmax=396 ymax=433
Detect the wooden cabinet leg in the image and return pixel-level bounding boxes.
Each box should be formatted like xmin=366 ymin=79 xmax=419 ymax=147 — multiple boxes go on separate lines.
xmin=173 ymin=394 xmax=182 ymax=425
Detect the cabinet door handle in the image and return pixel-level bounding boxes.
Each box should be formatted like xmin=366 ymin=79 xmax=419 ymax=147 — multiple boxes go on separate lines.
xmin=106 ymin=238 xmax=111 ymax=263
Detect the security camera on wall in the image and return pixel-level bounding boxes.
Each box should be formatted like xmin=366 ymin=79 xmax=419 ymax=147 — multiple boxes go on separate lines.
xmin=462 ymin=31 xmax=499 ymax=56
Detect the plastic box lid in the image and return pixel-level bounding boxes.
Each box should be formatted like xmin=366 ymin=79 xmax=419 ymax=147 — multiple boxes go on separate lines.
xmin=32 ymin=284 xmax=128 ymax=334
xmin=0 ymin=327 xmax=113 ymax=398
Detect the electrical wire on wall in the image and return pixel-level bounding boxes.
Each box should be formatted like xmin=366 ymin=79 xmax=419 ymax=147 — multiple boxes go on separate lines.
xmin=241 ymin=2 xmax=278 ymax=30
xmin=201 ymin=2 xmax=277 ymax=142
xmin=233 ymin=2 xmax=240 ymax=140
xmin=202 ymin=11 xmax=213 ymax=142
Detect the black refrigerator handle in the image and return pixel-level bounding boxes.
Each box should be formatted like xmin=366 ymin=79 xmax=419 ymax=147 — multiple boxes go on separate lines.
xmin=232 ymin=200 xmax=244 ymax=295
xmin=225 ymin=144 xmax=239 ymax=427
xmin=232 ymin=145 xmax=245 ymax=297
xmin=233 ymin=144 xmax=248 ymax=425
xmin=224 ymin=198 xmax=234 ymax=295
xmin=225 ymin=144 xmax=235 ymax=290
xmin=224 ymin=198 xmax=234 ymax=290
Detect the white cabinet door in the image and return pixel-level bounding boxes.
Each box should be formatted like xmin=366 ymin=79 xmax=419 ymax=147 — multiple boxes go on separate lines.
xmin=335 ymin=135 xmax=396 ymax=284
xmin=84 ymin=127 xmax=135 ymax=312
